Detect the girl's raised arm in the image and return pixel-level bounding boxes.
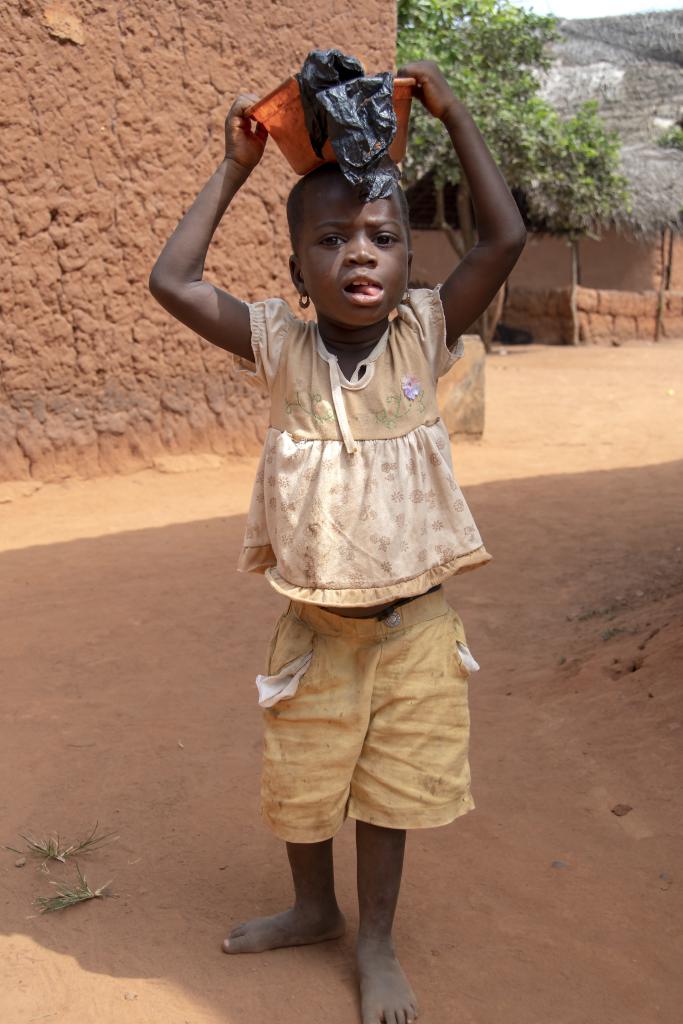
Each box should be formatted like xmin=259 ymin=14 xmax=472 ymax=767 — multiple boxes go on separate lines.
xmin=398 ymin=61 xmax=527 ymax=345
xmin=148 ymin=96 xmax=268 ymax=362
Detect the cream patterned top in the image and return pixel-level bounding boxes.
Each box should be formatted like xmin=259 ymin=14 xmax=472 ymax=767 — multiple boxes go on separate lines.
xmin=237 ymin=286 xmax=491 ymax=607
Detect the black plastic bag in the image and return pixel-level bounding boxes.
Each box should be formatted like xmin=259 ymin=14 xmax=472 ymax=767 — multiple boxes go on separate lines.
xmin=296 ymin=49 xmax=400 ymax=202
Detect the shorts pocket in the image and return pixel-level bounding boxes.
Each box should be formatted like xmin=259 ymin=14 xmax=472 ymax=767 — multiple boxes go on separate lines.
xmin=456 ymin=641 xmax=480 ymax=675
xmin=448 ymin=609 xmax=480 ymax=678
xmin=257 ymin=610 xmax=316 ymax=708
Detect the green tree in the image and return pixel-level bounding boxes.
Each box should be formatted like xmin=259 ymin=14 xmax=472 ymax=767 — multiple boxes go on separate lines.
xmin=525 ymin=101 xmax=629 ymax=342
xmin=398 ymin=0 xmax=629 ymax=346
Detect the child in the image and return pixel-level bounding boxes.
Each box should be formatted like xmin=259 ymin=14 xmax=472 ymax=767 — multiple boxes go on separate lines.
xmin=150 ymin=60 xmax=525 ymax=1024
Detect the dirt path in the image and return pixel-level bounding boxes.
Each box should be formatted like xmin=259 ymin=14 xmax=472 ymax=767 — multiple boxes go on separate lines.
xmin=2 ymin=341 xmax=682 ymax=1024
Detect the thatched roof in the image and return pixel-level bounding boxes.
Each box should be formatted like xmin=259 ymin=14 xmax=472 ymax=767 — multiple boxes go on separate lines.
xmin=618 ymin=144 xmax=683 ymax=234
xmin=552 ymin=10 xmax=683 ymax=73
xmin=541 ymin=10 xmax=683 ymax=233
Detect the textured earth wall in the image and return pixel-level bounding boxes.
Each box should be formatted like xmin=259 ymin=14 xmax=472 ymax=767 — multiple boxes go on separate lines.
xmin=0 ymin=0 xmax=396 ymax=481
xmin=504 ymin=287 xmax=683 ymax=344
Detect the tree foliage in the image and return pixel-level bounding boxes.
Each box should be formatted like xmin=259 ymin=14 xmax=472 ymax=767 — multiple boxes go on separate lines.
xmin=526 ymin=101 xmax=629 ymax=237
xmin=397 ymin=0 xmax=629 ymax=237
xmin=398 ymin=0 xmax=556 ymax=188
xmin=657 ymin=124 xmax=683 ymax=151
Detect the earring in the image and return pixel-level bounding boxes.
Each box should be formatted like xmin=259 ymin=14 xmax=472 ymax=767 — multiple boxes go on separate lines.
xmin=299 ymin=292 xmax=310 ymax=309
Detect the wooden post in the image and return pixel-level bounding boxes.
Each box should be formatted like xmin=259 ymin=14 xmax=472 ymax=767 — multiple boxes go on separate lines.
xmin=569 ymin=237 xmax=581 ymax=345
xmin=655 ymin=227 xmax=674 ymax=341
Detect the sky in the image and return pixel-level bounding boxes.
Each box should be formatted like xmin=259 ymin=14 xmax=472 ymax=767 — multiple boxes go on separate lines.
xmin=508 ymin=0 xmax=679 ymax=17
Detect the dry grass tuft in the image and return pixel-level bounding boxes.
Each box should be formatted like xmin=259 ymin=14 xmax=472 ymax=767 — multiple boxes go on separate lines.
xmin=35 ymin=864 xmax=115 ymax=913
xmin=6 ymin=822 xmax=118 ymax=863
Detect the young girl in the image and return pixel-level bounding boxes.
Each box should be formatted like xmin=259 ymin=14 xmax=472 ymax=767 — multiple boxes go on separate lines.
xmin=150 ymin=60 xmax=525 ymax=1024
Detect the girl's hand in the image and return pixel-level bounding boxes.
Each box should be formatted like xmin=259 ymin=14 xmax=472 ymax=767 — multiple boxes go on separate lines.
xmin=224 ymin=95 xmax=268 ymax=174
xmin=397 ymin=61 xmax=462 ymax=123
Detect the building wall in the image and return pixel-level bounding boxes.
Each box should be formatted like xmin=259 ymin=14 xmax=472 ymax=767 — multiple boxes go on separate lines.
xmin=414 ymin=227 xmax=663 ymax=294
xmin=508 ymin=229 xmax=660 ymax=293
xmin=670 ymin=236 xmax=683 ymax=291
xmin=578 ymin=230 xmax=660 ymax=292
xmin=0 ymin=0 xmax=396 ymax=481
xmin=504 ymin=229 xmax=683 ymax=343
xmin=503 ymin=287 xmax=683 ymax=345
xmin=410 ymin=229 xmax=460 ymax=287
xmin=412 ymin=226 xmax=681 ymax=344
xmin=507 ymin=235 xmax=571 ymax=290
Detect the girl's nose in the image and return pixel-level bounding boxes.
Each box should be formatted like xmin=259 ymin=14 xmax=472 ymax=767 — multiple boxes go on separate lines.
xmin=345 ymin=242 xmax=377 ymax=266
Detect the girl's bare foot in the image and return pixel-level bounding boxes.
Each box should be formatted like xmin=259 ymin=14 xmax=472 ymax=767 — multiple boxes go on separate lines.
xmin=357 ymin=937 xmax=418 ymax=1024
xmin=223 ymin=904 xmax=346 ymax=954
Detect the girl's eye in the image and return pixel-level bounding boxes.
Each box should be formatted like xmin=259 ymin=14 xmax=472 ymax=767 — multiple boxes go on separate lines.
xmin=375 ymin=233 xmax=397 ymax=246
xmin=320 ymin=235 xmax=345 ymax=247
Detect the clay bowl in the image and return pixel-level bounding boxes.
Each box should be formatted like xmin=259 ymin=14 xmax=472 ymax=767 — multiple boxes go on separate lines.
xmin=246 ymin=77 xmax=416 ymax=176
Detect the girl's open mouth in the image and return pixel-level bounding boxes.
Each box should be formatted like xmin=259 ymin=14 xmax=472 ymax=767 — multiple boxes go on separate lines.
xmin=343 ymin=279 xmax=384 ymax=305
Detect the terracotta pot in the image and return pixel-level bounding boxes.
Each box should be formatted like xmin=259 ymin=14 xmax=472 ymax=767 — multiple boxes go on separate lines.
xmin=246 ymin=77 xmax=416 ymax=176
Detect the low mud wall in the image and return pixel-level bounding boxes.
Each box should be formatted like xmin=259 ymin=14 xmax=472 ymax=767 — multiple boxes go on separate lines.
xmin=0 ymin=1 xmax=395 ymax=481
xmin=504 ymin=287 xmax=683 ymax=345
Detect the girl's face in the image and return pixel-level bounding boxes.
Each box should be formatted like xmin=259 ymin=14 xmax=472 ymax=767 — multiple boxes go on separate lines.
xmin=289 ymin=174 xmax=412 ymax=340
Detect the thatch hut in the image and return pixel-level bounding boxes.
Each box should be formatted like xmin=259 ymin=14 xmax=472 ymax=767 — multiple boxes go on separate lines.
xmin=408 ymin=10 xmax=683 ymax=343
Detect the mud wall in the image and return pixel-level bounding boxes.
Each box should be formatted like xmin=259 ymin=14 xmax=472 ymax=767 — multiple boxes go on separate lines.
xmin=501 ymin=229 xmax=683 ymax=343
xmin=412 ymin=226 xmax=682 ymax=343
xmin=414 ymin=228 xmax=671 ymax=297
xmin=410 ymin=229 xmax=461 ymax=287
xmin=578 ymin=230 xmax=660 ymax=293
xmin=506 ymin=235 xmax=572 ymax=291
xmin=670 ymin=236 xmax=683 ymax=292
xmin=508 ymin=229 xmax=660 ymax=294
xmin=503 ymin=287 xmax=683 ymax=344
xmin=0 ymin=1 xmax=396 ymax=481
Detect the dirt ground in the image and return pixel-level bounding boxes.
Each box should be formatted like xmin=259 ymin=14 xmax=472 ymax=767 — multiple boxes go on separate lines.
xmin=1 ymin=341 xmax=682 ymax=1024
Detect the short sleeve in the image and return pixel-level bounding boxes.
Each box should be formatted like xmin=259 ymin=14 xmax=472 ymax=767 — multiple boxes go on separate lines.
xmin=235 ymin=298 xmax=300 ymax=391
xmin=396 ymin=286 xmax=463 ymax=380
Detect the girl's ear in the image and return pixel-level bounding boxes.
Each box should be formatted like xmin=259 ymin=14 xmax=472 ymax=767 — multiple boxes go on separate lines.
xmin=289 ymin=254 xmax=306 ymax=296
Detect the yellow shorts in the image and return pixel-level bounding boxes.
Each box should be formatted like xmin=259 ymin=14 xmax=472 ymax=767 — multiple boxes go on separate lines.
xmin=260 ymin=588 xmax=475 ymax=843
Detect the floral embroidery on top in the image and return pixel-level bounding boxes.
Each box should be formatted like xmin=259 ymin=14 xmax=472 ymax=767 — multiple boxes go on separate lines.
xmin=285 ymin=391 xmax=335 ymax=424
xmin=374 ymin=389 xmax=426 ymax=429
xmin=401 ymin=374 xmax=422 ymax=400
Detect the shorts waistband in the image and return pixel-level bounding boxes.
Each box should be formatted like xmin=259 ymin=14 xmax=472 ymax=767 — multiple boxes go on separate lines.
xmin=291 ymin=587 xmax=450 ymax=640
